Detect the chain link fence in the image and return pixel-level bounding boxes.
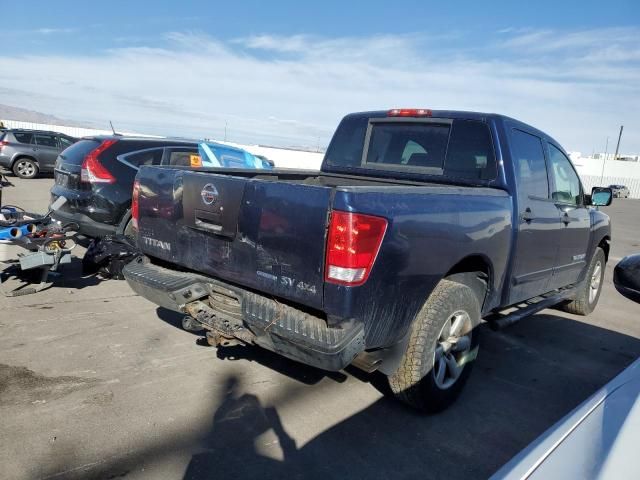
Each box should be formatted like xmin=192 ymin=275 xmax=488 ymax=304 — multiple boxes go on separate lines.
xmin=580 ymin=174 xmax=640 ymax=199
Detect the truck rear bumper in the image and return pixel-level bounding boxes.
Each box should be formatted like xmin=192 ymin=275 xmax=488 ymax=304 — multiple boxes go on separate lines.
xmin=123 ymin=257 xmax=365 ymax=371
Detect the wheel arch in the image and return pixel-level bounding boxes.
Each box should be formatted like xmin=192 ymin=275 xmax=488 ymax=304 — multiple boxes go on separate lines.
xmin=376 ymin=254 xmax=492 ymax=377
xmin=444 ymin=254 xmax=493 ymax=313
xmin=116 ymin=209 xmax=132 ymax=235
xmin=11 ymin=154 xmax=39 ymax=168
xmin=598 ymin=236 xmax=610 ymax=262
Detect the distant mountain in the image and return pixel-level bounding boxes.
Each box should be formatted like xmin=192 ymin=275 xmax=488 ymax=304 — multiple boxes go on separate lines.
xmin=0 ymin=103 xmax=88 ymax=128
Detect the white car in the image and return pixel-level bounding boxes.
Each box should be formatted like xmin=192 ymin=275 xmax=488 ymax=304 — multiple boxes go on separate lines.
xmin=493 ymin=347 xmax=640 ymax=478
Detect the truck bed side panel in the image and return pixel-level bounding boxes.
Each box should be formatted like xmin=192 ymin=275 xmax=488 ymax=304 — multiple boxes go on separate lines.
xmin=325 ymin=187 xmax=512 ymax=347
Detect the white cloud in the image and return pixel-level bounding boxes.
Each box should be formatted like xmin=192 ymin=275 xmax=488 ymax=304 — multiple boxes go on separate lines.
xmin=0 ymin=28 xmax=638 ymax=152
xmin=35 ymin=28 xmax=75 ymax=35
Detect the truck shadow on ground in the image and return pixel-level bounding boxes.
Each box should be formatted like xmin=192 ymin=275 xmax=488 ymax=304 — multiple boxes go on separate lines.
xmin=40 ymin=311 xmax=640 ymax=480
xmin=183 ymin=312 xmax=640 ymax=479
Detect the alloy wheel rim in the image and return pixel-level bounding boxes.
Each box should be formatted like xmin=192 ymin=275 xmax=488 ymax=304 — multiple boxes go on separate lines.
xmin=17 ymin=161 xmax=35 ymax=177
xmin=589 ymin=261 xmax=602 ymax=304
xmin=433 ymin=310 xmax=472 ymax=390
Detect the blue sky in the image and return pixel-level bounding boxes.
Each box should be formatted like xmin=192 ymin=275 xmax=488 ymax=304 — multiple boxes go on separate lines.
xmin=1 ymin=0 xmax=639 ymax=152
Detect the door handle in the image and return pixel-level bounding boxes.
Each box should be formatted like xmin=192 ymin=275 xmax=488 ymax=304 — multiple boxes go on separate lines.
xmin=521 ymin=207 xmax=534 ymax=222
xmin=562 ymin=213 xmax=571 ymax=225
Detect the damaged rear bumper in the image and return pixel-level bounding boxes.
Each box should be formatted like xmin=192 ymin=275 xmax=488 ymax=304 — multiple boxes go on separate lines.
xmin=123 ymin=257 xmax=365 ymax=371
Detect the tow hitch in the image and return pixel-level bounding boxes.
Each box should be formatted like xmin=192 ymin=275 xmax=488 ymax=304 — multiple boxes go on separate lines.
xmin=184 ymin=299 xmax=256 ymax=347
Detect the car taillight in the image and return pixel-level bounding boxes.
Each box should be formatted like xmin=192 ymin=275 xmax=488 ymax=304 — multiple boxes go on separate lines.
xmin=0 ymin=140 xmax=8 ymax=150
xmin=131 ymin=180 xmax=140 ymax=230
xmin=325 ymin=211 xmax=388 ymax=286
xmin=387 ymin=108 xmax=432 ymax=117
xmin=81 ymin=139 xmax=117 ymax=184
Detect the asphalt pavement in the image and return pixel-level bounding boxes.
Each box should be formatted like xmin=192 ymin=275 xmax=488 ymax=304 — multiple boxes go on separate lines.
xmin=1 ymin=175 xmax=639 ymax=480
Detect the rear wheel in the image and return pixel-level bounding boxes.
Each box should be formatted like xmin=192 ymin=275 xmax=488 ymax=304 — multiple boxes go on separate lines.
xmin=12 ymin=158 xmax=39 ymax=179
xmin=388 ymin=279 xmax=481 ymax=412
xmin=560 ymin=247 xmax=606 ymax=316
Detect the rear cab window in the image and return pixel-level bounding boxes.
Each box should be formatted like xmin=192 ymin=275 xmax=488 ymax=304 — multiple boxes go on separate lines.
xmin=365 ymin=122 xmax=449 ymax=172
xmin=324 ymin=114 xmax=497 ymax=182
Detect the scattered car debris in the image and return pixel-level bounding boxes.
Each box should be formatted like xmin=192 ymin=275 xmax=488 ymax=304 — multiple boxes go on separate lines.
xmin=82 ymin=234 xmax=141 ymax=280
xmin=0 ymin=196 xmax=78 ymax=296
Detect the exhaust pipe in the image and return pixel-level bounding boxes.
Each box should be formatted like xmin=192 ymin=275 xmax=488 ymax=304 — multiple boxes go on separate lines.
xmin=24 ymin=223 xmax=37 ymax=234
xmin=0 ymin=226 xmax=22 ymax=240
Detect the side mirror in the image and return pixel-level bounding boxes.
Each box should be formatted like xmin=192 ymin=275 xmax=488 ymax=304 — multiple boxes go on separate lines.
xmin=590 ymin=187 xmax=613 ymax=206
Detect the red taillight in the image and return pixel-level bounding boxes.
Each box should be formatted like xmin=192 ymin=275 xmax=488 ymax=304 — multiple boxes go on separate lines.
xmin=387 ymin=108 xmax=432 ymax=117
xmin=325 ymin=211 xmax=388 ymax=286
xmin=81 ymin=139 xmax=117 ymax=184
xmin=131 ymin=180 xmax=140 ymax=230
xmin=0 ymin=140 xmax=8 ymax=150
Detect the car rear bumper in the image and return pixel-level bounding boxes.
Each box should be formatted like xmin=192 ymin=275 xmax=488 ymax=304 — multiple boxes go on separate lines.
xmin=0 ymin=155 xmax=12 ymax=168
xmin=51 ymin=208 xmax=117 ymax=238
xmin=123 ymin=257 xmax=365 ymax=371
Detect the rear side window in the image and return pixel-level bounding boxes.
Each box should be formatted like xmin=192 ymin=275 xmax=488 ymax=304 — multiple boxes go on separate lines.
xmin=324 ymin=115 xmax=368 ymax=168
xmin=34 ymin=133 xmax=58 ymax=148
xmin=57 ymin=139 xmax=100 ymax=166
xmin=445 ymin=120 xmax=496 ymax=180
xmin=13 ymin=132 xmax=34 ymax=144
xmin=120 ymin=148 xmax=164 ymax=169
xmin=167 ymin=149 xmax=200 ymax=167
xmin=59 ymin=136 xmax=74 ymax=149
xmin=511 ymin=129 xmax=549 ymax=199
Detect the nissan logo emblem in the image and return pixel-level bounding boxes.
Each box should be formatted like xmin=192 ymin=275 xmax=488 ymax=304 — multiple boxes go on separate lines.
xmin=201 ymin=183 xmax=219 ymax=205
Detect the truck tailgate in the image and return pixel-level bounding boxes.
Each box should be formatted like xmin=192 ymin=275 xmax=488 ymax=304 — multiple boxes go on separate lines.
xmin=135 ymin=167 xmax=331 ymax=309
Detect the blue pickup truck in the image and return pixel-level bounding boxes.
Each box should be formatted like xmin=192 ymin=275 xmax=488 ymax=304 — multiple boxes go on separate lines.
xmin=123 ymin=109 xmax=613 ymax=411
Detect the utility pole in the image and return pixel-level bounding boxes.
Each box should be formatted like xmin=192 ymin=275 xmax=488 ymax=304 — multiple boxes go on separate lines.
xmin=599 ymin=136 xmax=609 ymax=186
xmin=224 ymin=121 xmax=228 ymax=141
xmin=613 ymin=125 xmax=624 ymax=161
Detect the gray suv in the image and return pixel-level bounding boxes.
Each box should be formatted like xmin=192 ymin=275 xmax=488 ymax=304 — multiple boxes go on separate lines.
xmin=0 ymin=129 xmax=77 ymax=178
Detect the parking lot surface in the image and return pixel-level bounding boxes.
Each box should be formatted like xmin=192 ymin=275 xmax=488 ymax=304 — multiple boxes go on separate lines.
xmin=1 ymin=176 xmax=640 ymax=480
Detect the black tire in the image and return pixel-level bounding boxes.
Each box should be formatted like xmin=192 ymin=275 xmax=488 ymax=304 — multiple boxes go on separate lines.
xmin=560 ymin=247 xmax=606 ymax=316
xmin=388 ymin=279 xmax=481 ymax=412
xmin=12 ymin=158 xmax=39 ymax=179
